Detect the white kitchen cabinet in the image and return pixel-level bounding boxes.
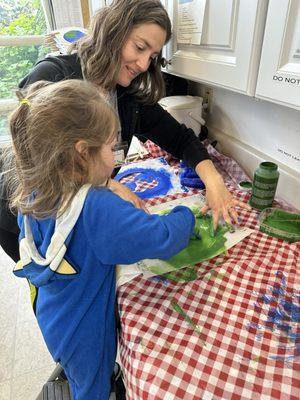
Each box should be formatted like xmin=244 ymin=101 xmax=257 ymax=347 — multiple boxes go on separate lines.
xmin=164 ymin=0 xmax=268 ymax=95
xmin=255 ymin=0 xmax=300 ymax=111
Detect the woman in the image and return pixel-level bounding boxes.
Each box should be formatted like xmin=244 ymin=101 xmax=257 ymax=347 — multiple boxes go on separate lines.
xmin=0 ymin=0 xmax=250 ymax=262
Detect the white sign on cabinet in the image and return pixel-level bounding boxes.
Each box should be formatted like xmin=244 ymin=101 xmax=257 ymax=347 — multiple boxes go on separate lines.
xmin=177 ymin=0 xmax=206 ymax=45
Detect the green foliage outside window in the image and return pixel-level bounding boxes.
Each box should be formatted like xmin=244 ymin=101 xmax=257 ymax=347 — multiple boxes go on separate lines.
xmin=0 ymin=0 xmax=48 ymax=99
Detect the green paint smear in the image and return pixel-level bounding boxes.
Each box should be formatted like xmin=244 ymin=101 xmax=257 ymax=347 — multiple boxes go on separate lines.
xmin=165 ymin=265 xmax=227 ymax=284
xmin=239 ymin=181 xmax=252 ymax=189
xmin=260 ymin=209 xmax=300 ymax=242
xmin=171 ymin=300 xmax=206 ymax=345
xmin=150 ymin=208 xmax=228 ymax=275
xmin=165 ymin=266 xmax=197 ymax=282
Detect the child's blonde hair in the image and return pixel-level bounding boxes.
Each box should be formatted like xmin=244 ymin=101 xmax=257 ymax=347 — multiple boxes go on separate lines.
xmin=8 ymin=79 xmax=119 ymax=219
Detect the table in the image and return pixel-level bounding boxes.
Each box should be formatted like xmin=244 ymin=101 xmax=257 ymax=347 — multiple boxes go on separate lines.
xmin=117 ymin=142 xmax=300 ymax=400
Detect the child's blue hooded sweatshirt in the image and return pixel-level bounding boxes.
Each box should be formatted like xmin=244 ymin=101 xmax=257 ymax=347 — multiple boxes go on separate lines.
xmin=14 ymin=185 xmax=195 ymax=400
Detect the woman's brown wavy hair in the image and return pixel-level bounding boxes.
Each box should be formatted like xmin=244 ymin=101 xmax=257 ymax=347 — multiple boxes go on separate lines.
xmin=76 ymin=0 xmax=172 ymax=104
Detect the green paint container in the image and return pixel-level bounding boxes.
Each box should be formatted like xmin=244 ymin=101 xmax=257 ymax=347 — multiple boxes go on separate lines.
xmin=249 ymin=162 xmax=279 ymax=210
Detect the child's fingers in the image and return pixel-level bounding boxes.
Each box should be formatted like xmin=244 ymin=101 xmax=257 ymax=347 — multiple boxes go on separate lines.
xmin=233 ymin=199 xmax=252 ymax=210
xmin=141 ymin=203 xmax=150 ymax=214
xmin=212 ymin=210 xmax=221 ymax=234
xmin=229 ymin=207 xmax=239 ymax=225
xmin=135 ymin=199 xmax=149 ymax=214
xmin=221 ymin=206 xmax=233 ymax=226
xmin=200 ymin=204 xmax=210 ymax=215
xmin=131 ymin=197 xmax=146 ymax=211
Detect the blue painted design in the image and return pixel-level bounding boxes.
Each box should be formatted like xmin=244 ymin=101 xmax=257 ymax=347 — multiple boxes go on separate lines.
xmin=270 ymin=345 xmax=300 ymax=361
xmin=283 ymin=301 xmax=300 ymax=322
xmin=63 ymin=30 xmax=86 ymax=43
xmin=247 ymin=270 xmax=300 ymax=365
xmin=261 ymin=294 xmax=272 ymax=303
xmin=180 ymin=184 xmax=189 ymax=193
xmin=150 ymin=275 xmax=170 ymax=286
xmin=179 ymin=161 xmax=205 ymax=189
xmin=256 ymin=333 xmax=263 ymax=341
xmin=115 ymin=167 xmax=173 ymax=199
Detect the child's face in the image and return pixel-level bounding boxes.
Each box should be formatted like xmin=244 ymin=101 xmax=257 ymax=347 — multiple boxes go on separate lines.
xmin=90 ymin=137 xmax=117 ymax=185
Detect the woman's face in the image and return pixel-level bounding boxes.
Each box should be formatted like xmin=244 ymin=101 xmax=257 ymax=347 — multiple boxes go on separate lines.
xmin=117 ymin=23 xmax=167 ymax=87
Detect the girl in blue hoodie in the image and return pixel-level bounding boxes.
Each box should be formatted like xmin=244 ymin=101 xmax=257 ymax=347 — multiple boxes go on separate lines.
xmin=8 ymin=79 xmax=195 ymax=400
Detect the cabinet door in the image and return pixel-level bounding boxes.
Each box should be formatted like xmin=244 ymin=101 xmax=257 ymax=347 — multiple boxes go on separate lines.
xmin=165 ymin=0 xmax=268 ymax=95
xmin=256 ymin=0 xmax=300 ymax=111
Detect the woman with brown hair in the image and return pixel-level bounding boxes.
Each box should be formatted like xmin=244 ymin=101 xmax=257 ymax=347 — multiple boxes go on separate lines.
xmin=0 ymin=0 xmax=250 ymax=262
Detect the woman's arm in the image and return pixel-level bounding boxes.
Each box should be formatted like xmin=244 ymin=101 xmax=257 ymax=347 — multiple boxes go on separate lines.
xmin=140 ymin=102 xmax=210 ymax=167
xmin=140 ymin=103 xmax=251 ymax=229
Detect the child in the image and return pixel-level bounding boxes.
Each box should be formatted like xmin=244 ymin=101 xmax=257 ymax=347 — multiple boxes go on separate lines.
xmin=8 ymin=79 xmax=195 ymax=400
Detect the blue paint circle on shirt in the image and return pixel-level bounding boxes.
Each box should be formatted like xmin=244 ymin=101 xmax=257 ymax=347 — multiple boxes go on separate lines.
xmin=63 ymin=30 xmax=86 ymax=43
xmin=115 ymin=168 xmax=173 ymax=199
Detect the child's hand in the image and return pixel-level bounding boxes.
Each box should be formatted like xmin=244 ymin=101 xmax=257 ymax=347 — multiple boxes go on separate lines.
xmin=108 ymin=179 xmax=149 ymax=212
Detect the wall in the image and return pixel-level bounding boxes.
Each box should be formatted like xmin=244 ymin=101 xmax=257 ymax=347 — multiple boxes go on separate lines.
xmin=189 ymin=83 xmax=300 ymax=209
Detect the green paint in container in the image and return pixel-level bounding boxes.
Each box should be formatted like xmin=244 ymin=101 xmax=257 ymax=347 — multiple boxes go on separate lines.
xmin=238 ymin=180 xmax=252 ymax=191
xmin=259 ymin=208 xmax=300 ymax=242
xmin=249 ymin=162 xmax=279 ymax=210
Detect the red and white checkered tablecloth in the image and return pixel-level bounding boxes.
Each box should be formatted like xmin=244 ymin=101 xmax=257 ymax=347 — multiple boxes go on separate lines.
xmin=117 ymin=142 xmax=300 ymax=400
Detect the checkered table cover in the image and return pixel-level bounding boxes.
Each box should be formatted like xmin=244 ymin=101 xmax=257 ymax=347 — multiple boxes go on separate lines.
xmin=118 ymin=142 xmax=300 ymax=400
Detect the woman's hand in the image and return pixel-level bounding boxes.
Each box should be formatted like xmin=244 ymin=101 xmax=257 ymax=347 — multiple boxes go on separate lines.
xmin=195 ymin=160 xmax=251 ymax=231
xmin=108 ymin=179 xmax=148 ymax=212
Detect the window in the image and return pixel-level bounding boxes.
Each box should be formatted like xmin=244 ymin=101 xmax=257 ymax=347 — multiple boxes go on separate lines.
xmin=0 ymin=0 xmax=49 ymax=140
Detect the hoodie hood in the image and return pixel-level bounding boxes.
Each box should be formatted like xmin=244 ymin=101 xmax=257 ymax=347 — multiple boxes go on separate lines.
xmin=14 ymin=184 xmax=91 ymax=287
